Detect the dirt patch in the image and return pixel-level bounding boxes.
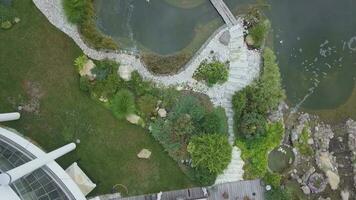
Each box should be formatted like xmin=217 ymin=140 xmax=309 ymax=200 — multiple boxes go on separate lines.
xmin=21 ymin=80 xmax=44 ymax=114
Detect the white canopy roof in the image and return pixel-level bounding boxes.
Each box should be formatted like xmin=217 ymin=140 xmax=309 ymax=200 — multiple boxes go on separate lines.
xmin=66 ymin=162 xmax=96 ymax=196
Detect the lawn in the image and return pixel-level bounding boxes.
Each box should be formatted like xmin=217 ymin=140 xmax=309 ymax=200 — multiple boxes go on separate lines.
xmin=0 ymin=0 xmax=193 ymax=196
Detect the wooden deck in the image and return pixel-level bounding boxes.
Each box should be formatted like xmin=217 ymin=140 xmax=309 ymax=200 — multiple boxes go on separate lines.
xmin=91 ymin=180 xmax=265 ymax=200
xmin=209 ymin=0 xmax=238 ymax=27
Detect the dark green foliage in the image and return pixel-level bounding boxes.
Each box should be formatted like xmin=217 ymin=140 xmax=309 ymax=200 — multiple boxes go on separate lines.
xmin=192 ymin=167 xmax=216 ymax=186
xmin=160 ymin=87 xmax=180 ymax=109
xmin=236 ymin=122 xmax=284 ymax=179
xmin=127 ymin=71 xmax=158 ymax=97
xmin=266 ymin=187 xmax=292 ymax=200
xmin=63 ymin=0 xmax=87 ymax=24
xmin=170 ymin=95 xmax=206 ymax=124
xmin=188 ymin=134 xmax=232 ymax=174
xmin=79 ymin=76 xmax=90 ymax=92
xmin=172 ymin=114 xmax=195 ymax=143
xmin=92 ymin=59 xmax=118 ymax=81
xmin=111 ymin=89 xmax=135 ymax=119
xmin=194 ymin=60 xmax=229 ymax=87
xmin=201 ymin=107 xmax=228 ymax=135
xmin=232 ymin=90 xmax=247 ymax=122
xmin=254 ymin=48 xmax=285 ymax=114
xmin=247 ymin=19 xmax=270 ymax=49
xmin=239 ymin=112 xmax=267 ymax=140
xmin=137 ymin=94 xmax=157 ymax=116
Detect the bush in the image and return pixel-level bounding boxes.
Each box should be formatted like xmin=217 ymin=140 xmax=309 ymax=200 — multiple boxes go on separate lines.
xmin=201 ymin=107 xmax=228 ymax=135
xmin=170 ymin=96 xmax=206 ymax=124
xmin=63 ymin=0 xmax=87 ymax=24
xmin=238 ymin=112 xmax=267 ymax=140
xmin=92 ymin=59 xmax=118 ymax=80
xmin=263 ymin=171 xmax=282 ymax=188
xmin=74 ymin=54 xmax=88 ymax=72
xmin=111 ymin=89 xmax=135 ymax=119
xmin=193 ymin=167 xmax=216 ymax=186
xmin=236 ymin=122 xmax=284 ymax=179
xmin=266 ymin=187 xmax=292 ymax=200
xmin=137 ymin=95 xmax=157 ymax=116
xmin=172 ymin=114 xmax=195 ymax=143
xmin=188 ymin=134 xmax=232 ymax=174
xmin=247 ymin=19 xmax=270 ymax=49
xmin=193 ymin=60 xmax=229 ymax=87
xmin=254 ymin=48 xmax=285 ymax=114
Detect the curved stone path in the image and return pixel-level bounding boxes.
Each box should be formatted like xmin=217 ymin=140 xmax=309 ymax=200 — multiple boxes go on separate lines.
xmin=33 ymin=0 xmax=261 ymax=184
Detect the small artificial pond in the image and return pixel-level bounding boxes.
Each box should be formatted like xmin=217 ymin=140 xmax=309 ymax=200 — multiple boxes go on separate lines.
xmin=268 ymin=145 xmax=295 ymax=174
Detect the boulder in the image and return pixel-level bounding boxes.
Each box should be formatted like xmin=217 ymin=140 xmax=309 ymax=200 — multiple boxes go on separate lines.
xmin=341 ymin=190 xmax=350 ymax=200
xmin=137 ymin=149 xmax=151 ymax=159
xmin=118 ymin=65 xmax=134 ymax=81
xmin=126 ymin=114 xmax=142 ymax=125
xmin=316 ymin=151 xmax=336 ymax=172
xmin=245 ymin=35 xmax=255 ymax=46
xmin=219 ymin=30 xmax=231 ymax=46
xmin=1 ymin=21 xmax=12 ymax=30
xmin=79 ymin=59 xmax=96 ymax=80
xmin=301 ymin=185 xmax=311 ymax=195
xmin=158 ymin=108 xmax=167 ymax=118
xmin=14 ymin=17 xmax=21 ymax=23
xmin=326 ymin=170 xmax=340 ymax=190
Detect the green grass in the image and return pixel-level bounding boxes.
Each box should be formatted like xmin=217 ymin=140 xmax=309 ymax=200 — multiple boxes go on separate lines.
xmin=0 ymin=0 xmax=193 ymax=196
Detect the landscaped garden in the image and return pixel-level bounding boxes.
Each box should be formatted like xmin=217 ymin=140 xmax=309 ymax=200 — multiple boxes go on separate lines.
xmin=0 ymin=0 xmax=194 ymax=196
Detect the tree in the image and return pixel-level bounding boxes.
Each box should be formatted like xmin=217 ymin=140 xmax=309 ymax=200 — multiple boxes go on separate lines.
xmin=74 ymin=54 xmax=88 ymax=72
xmin=188 ymin=134 xmax=232 ymax=174
xmin=111 ymin=89 xmax=135 ymax=119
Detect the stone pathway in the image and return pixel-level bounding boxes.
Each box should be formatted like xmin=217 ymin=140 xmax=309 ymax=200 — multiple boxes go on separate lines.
xmin=32 ymin=0 xmax=260 ymax=184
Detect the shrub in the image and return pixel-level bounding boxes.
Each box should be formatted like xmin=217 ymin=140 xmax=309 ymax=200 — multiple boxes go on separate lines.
xmin=92 ymin=59 xmax=118 ymax=80
xmin=247 ymin=19 xmax=270 ymax=48
xmin=137 ymin=95 xmax=157 ymax=116
xmin=172 ymin=114 xmax=195 ymax=143
xmin=111 ymin=89 xmax=135 ymax=119
xmin=236 ymin=122 xmax=284 ymax=179
xmin=263 ymin=171 xmax=282 ymax=188
xmin=266 ymin=187 xmax=292 ymax=200
xmin=74 ymin=55 xmax=88 ymax=72
xmin=232 ymin=89 xmax=247 ymax=122
xmin=128 ymin=71 xmax=157 ymax=97
xmin=192 ymin=167 xmax=216 ymax=186
xmin=193 ymin=60 xmax=229 ymax=87
xmin=201 ymin=107 xmax=228 ymax=135
xmin=63 ymin=0 xmax=87 ymax=24
xmin=188 ymin=134 xmax=232 ymax=174
xmin=170 ymin=96 xmax=206 ymax=124
xmin=160 ymin=87 xmax=180 ymax=109
xmin=254 ymin=48 xmax=285 ymax=114
xmin=238 ymin=112 xmax=267 ymax=140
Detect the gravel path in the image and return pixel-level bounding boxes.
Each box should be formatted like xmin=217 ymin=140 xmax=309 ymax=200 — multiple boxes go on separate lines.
xmin=33 ymin=0 xmax=261 ymax=184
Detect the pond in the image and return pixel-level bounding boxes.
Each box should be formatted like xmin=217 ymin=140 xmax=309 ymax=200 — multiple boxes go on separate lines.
xmin=94 ymin=0 xmax=356 ymax=117
xmin=268 ymin=145 xmax=295 ymax=173
xmin=267 ymin=0 xmax=356 ymax=112
xmin=94 ymin=0 xmax=241 ymax=55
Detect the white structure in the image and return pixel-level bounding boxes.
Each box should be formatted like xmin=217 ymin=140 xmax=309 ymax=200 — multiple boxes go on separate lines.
xmin=66 ymin=162 xmax=96 ymax=196
xmin=0 ymin=112 xmax=87 ymax=200
xmin=0 ymin=112 xmax=20 ymax=122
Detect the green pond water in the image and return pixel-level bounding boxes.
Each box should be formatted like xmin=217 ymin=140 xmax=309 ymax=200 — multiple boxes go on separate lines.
xmin=95 ymin=0 xmax=356 ymax=112
xmin=267 ymin=0 xmax=356 ymax=110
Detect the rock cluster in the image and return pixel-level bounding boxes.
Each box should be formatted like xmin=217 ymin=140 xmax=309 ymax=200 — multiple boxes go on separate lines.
xmin=346 ymin=119 xmax=356 ymax=189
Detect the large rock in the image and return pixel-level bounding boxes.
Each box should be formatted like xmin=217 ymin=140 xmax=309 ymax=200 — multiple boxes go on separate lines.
xmin=326 ymin=170 xmax=340 ymax=190
xmin=118 ymin=65 xmax=134 ymax=81
xmin=219 ymin=30 xmax=231 ymax=46
xmin=316 ymin=151 xmax=337 ymax=172
xmin=313 ymin=124 xmax=334 ymax=151
xmin=79 ymin=59 xmax=96 ymax=80
xmin=346 ymin=119 xmax=356 ymax=189
xmin=341 ymin=190 xmax=350 ymax=200
xmin=157 ymin=108 xmax=167 ymax=118
xmin=126 ymin=114 xmax=142 ymax=125
xmin=137 ymin=149 xmax=151 ymax=159
xmin=301 ymin=185 xmax=311 ymax=195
